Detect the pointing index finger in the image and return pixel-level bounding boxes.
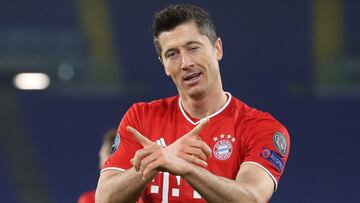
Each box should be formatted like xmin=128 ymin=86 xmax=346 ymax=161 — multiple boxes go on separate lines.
xmin=189 ymin=118 xmax=209 ymax=136
xmin=127 ymin=126 xmax=152 ymax=147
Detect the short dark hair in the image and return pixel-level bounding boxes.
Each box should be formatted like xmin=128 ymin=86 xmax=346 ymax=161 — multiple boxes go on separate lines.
xmin=152 ymin=4 xmax=218 ymax=56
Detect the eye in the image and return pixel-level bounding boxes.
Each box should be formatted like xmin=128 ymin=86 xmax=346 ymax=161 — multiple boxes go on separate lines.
xmin=188 ymin=46 xmax=199 ymax=52
xmin=166 ymin=51 xmax=178 ymax=60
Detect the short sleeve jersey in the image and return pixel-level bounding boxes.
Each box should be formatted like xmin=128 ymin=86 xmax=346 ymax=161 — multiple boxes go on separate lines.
xmin=102 ymin=93 xmax=290 ymax=203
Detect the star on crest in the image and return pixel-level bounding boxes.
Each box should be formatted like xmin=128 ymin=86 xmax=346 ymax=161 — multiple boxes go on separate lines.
xmin=214 ymin=134 xmax=236 ymax=142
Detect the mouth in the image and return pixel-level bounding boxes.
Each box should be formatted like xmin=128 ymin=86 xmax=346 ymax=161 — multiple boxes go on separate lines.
xmin=181 ymin=72 xmax=203 ymax=87
xmin=182 ymin=72 xmax=202 ymax=82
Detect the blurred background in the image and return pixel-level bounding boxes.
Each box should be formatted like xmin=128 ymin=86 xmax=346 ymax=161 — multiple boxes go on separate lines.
xmin=0 ymin=0 xmax=359 ymax=202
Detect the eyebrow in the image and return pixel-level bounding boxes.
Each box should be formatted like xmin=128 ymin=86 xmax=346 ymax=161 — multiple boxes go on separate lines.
xmin=185 ymin=41 xmax=203 ymax=46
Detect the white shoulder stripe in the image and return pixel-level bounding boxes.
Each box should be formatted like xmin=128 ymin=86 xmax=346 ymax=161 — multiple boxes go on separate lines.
xmin=241 ymin=161 xmax=278 ymax=191
xmin=100 ymin=167 xmax=125 ymax=174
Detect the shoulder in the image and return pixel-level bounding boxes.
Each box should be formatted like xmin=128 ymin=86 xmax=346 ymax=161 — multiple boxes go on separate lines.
xmin=230 ymin=96 xmax=286 ymax=130
xmin=130 ymin=95 xmax=179 ymax=113
xmin=233 ymin=97 xmax=290 ymax=150
xmin=119 ymin=96 xmax=178 ymax=130
xmin=229 ymin=96 xmax=269 ymax=119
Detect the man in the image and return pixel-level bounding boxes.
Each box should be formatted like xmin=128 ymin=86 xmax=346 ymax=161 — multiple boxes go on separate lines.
xmin=78 ymin=129 xmax=117 ymax=203
xmin=96 ymin=4 xmax=290 ymax=203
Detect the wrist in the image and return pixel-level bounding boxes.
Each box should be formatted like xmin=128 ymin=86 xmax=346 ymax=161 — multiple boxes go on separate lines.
xmin=181 ymin=161 xmax=198 ymax=178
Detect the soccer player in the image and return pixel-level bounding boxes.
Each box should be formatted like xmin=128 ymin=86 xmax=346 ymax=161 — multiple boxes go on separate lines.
xmin=78 ymin=129 xmax=116 ymax=203
xmin=96 ymin=4 xmax=290 ymax=203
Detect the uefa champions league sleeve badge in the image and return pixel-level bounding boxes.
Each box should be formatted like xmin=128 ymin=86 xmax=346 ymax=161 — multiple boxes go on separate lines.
xmin=111 ymin=133 xmax=121 ymax=154
xmin=272 ymin=131 xmax=288 ymax=157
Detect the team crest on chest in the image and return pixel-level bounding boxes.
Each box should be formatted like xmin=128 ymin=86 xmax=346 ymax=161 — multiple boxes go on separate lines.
xmin=212 ymin=134 xmax=235 ymax=160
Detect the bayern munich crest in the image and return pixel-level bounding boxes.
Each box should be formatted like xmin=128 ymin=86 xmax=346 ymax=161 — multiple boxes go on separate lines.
xmin=212 ymin=134 xmax=235 ymax=160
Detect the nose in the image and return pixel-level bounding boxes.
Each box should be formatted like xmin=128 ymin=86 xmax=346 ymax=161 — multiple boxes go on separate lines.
xmin=180 ymin=50 xmax=194 ymax=70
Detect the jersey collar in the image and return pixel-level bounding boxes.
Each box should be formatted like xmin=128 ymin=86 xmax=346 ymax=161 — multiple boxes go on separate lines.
xmin=178 ymin=92 xmax=232 ymax=125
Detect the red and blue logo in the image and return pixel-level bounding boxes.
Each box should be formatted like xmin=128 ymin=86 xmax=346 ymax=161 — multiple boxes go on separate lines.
xmin=260 ymin=148 xmax=284 ymax=172
xmin=213 ymin=140 xmax=233 ymax=160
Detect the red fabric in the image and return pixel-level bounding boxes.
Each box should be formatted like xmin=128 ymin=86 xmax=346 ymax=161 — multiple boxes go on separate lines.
xmin=103 ymin=93 xmax=290 ymax=202
xmin=77 ymin=190 xmax=95 ymax=203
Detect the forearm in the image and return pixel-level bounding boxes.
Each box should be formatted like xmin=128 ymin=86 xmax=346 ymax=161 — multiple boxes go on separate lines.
xmin=95 ymin=168 xmax=154 ymax=203
xmin=183 ymin=165 xmax=259 ymax=203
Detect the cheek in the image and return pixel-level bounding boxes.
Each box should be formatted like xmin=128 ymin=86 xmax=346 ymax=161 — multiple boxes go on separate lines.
xmin=163 ymin=62 xmax=172 ymax=76
xmin=164 ymin=64 xmax=178 ymax=77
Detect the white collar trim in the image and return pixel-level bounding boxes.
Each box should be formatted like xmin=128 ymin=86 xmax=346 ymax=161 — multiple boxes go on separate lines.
xmin=178 ymin=92 xmax=232 ymax=125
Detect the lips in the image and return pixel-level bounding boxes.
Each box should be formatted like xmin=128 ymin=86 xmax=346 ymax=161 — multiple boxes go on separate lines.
xmin=181 ymin=72 xmax=203 ymax=87
xmin=182 ymin=72 xmax=202 ymax=81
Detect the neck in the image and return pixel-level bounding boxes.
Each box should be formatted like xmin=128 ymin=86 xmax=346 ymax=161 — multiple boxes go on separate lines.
xmin=180 ymin=89 xmax=228 ymax=119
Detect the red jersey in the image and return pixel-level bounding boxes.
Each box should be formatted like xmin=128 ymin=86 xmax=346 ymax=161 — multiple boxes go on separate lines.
xmin=102 ymin=93 xmax=290 ymax=203
xmin=77 ymin=190 xmax=95 ymax=203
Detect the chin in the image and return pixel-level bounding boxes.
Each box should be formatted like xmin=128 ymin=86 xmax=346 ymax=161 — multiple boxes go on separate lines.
xmin=185 ymin=87 xmax=207 ymax=99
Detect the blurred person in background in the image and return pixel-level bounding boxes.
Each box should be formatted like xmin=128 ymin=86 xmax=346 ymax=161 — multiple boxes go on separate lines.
xmin=77 ymin=129 xmax=117 ymax=203
xmin=96 ymin=4 xmax=290 ymax=203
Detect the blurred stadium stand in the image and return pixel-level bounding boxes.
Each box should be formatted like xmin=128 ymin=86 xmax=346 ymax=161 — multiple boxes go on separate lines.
xmin=0 ymin=0 xmax=359 ymax=202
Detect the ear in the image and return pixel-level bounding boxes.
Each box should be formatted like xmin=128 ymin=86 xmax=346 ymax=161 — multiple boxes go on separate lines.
xmin=158 ymin=56 xmax=163 ymax=65
xmin=215 ymin=38 xmax=223 ymax=61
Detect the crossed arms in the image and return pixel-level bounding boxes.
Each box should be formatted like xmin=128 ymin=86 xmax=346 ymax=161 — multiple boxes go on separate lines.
xmin=95 ymin=119 xmax=274 ymax=203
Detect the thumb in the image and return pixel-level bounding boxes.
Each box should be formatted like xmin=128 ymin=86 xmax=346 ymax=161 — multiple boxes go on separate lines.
xmin=127 ymin=126 xmax=152 ymax=147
